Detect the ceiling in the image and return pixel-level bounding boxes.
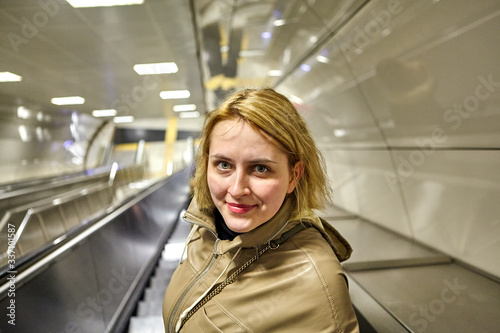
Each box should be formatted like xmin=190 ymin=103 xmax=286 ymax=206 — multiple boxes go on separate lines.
xmin=0 ymin=0 xmax=361 ymax=129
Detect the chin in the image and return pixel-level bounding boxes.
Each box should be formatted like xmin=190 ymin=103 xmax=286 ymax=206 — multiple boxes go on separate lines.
xmin=225 ymin=218 xmax=257 ymax=233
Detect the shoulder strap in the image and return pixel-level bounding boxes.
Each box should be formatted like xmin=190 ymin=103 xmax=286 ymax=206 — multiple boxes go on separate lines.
xmin=177 ymin=222 xmax=311 ymax=331
xmin=269 ymin=221 xmax=311 ymax=248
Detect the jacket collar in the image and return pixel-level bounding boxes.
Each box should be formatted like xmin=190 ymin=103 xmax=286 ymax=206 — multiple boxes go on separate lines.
xmin=183 ymin=196 xmax=294 ymax=249
xmin=183 ymin=196 xmax=352 ymax=261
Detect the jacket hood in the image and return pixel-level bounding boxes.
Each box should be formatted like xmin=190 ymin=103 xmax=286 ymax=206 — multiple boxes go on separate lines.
xmin=183 ymin=197 xmax=353 ymax=262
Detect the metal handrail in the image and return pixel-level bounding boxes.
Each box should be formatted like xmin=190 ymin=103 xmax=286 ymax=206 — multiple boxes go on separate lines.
xmin=0 ymin=164 xmax=146 ymax=269
xmin=0 ymin=165 xmax=176 ymax=299
xmin=0 ymin=181 xmax=111 ymax=229
xmin=0 ymin=165 xmax=112 ymax=200
xmin=0 ymin=182 xmax=111 ymax=263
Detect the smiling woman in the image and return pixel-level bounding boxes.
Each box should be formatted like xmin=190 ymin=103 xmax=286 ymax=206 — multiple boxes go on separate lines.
xmin=162 ymin=88 xmax=359 ymax=333
xmin=207 ymin=118 xmax=303 ymax=233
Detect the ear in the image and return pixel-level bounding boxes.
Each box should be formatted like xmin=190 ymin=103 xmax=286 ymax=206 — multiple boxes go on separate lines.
xmin=287 ymin=161 xmax=305 ymax=194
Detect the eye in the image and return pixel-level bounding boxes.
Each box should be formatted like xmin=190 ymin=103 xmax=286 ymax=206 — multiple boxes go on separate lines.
xmin=217 ymin=161 xmax=231 ymax=170
xmin=254 ymin=165 xmax=268 ymax=173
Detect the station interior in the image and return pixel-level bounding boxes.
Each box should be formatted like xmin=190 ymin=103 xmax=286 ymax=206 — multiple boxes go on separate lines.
xmin=1 ymin=0 xmax=499 ymax=332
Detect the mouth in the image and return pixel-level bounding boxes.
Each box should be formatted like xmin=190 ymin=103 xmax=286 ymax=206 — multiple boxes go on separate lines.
xmin=226 ymin=202 xmax=257 ymax=214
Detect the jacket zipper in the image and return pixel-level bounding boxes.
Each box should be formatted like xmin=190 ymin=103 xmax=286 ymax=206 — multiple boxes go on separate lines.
xmin=168 ymin=218 xmax=220 ymax=333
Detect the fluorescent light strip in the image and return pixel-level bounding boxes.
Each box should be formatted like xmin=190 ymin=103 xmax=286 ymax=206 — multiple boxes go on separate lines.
xmin=273 ymin=19 xmax=286 ymax=26
xmin=92 ymin=109 xmax=117 ymax=117
xmin=316 ymin=55 xmax=330 ymax=64
xmin=160 ymin=90 xmax=190 ymax=99
xmin=0 ymin=72 xmax=22 ymax=82
xmin=179 ymin=111 xmax=200 ymax=119
xmin=113 ymin=116 xmax=134 ymax=123
xmin=173 ymin=104 xmax=196 ymax=112
xmin=66 ymin=0 xmax=144 ymax=8
xmin=268 ymin=70 xmax=282 ymax=77
xmin=51 ymin=96 xmax=85 ymax=105
xmin=134 ymin=62 xmax=178 ymax=75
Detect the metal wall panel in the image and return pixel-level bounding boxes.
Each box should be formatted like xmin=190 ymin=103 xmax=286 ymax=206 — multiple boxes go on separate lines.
xmin=277 ymin=0 xmax=500 ymax=278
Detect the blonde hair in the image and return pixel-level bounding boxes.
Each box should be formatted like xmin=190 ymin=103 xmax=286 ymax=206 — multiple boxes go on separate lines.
xmin=193 ymin=88 xmax=331 ymax=215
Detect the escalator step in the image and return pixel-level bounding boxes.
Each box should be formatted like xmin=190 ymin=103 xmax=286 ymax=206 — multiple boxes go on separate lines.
xmin=128 ymin=316 xmax=164 ymax=333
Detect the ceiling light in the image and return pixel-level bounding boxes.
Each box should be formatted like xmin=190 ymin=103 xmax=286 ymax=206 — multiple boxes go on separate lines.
xmin=300 ymin=64 xmax=311 ymax=72
xmin=17 ymin=106 xmax=31 ymax=119
xmin=173 ymin=104 xmax=196 ymax=112
xmin=273 ymin=19 xmax=286 ymax=26
xmin=113 ymin=116 xmax=134 ymax=123
xmin=92 ymin=109 xmax=117 ymax=117
xmin=179 ymin=111 xmax=200 ymax=119
xmin=51 ymin=96 xmax=85 ymax=105
xmin=316 ymin=55 xmax=330 ymax=64
xmin=261 ymin=32 xmax=272 ymax=39
xmin=334 ymin=129 xmax=347 ymax=137
xmin=133 ymin=62 xmax=178 ymax=75
xmin=0 ymin=72 xmax=22 ymax=82
xmin=160 ymin=90 xmax=190 ymax=99
xmin=267 ymin=70 xmax=282 ymax=77
xmin=66 ymin=0 xmax=144 ymax=8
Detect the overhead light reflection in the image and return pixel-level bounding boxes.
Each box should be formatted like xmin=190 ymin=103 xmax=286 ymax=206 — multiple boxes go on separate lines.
xmin=51 ymin=96 xmax=85 ymax=105
xmin=289 ymin=95 xmax=303 ymax=105
xmin=66 ymin=0 xmax=144 ymax=8
xmin=113 ymin=116 xmax=134 ymax=123
xmin=18 ymin=125 xmax=31 ymax=142
xmin=36 ymin=127 xmax=44 ymax=141
xmin=267 ymin=70 xmax=282 ymax=77
xmin=334 ymin=129 xmax=347 ymax=137
xmin=273 ymin=19 xmax=286 ymax=26
xmin=0 ymin=72 xmax=22 ymax=82
xmin=92 ymin=109 xmax=117 ymax=117
xmin=160 ymin=90 xmax=190 ymax=99
xmin=17 ymin=106 xmax=31 ymax=119
xmin=63 ymin=140 xmax=74 ymax=149
xmin=316 ymin=55 xmax=330 ymax=64
xmin=261 ymin=32 xmax=272 ymax=39
xmin=173 ymin=104 xmax=196 ymax=112
xmin=300 ymin=64 xmax=311 ymax=72
xmin=179 ymin=111 xmax=200 ymax=119
xmin=133 ymin=62 xmax=178 ymax=75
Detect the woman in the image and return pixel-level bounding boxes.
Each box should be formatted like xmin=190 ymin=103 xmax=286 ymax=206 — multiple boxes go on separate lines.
xmin=163 ymin=88 xmax=359 ymax=332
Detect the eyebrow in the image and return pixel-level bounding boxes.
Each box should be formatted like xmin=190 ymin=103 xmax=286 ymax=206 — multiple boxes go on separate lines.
xmin=209 ymin=154 xmax=277 ymax=164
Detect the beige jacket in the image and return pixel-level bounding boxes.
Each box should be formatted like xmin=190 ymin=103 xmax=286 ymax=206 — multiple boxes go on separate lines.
xmin=163 ymin=197 xmax=359 ymax=332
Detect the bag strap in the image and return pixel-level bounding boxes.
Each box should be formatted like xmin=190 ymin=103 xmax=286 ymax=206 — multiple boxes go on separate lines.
xmin=179 ymin=222 xmax=311 ymax=329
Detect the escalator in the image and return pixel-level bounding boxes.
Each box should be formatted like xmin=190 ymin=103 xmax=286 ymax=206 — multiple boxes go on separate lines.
xmin=0 ymin=167 xmax=191 ymax=333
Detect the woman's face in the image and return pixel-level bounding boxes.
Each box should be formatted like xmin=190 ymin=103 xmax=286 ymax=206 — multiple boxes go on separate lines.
xmin=207 ymin=119 xmax=301 ymax=233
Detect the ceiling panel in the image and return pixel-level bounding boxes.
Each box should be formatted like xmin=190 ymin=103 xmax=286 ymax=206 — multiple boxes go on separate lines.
xmin=0 ymin=0 xmax=361 ymax=128
xmin=0 ymin=0 xmax=204 ymax=123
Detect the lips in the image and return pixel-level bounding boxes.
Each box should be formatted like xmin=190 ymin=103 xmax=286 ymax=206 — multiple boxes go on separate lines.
xmin=226 ymin=202 xmax=256 ymax=214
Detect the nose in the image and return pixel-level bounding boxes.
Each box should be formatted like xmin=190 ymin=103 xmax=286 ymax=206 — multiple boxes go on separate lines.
xmin=228 ymin=170 xmax=250 ymax=198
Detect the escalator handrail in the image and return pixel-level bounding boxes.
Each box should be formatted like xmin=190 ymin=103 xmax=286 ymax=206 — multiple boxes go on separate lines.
xmin=0 ymin=172 xmax=172 ymax=297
